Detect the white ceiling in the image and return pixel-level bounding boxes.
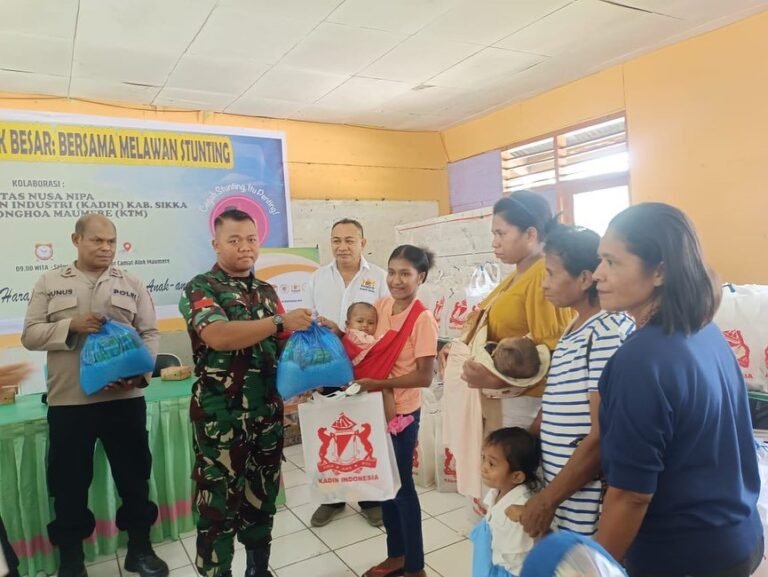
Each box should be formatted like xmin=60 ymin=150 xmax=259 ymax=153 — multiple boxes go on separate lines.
xmin=0 ymin=0 xmax=766 ymax=131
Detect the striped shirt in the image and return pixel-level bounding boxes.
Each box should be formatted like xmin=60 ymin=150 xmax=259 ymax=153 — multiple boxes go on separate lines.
xmin=540 ymin=311 xmax=634 ymax=535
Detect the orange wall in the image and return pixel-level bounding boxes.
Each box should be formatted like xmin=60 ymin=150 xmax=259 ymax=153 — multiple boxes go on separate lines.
xmin=0 ymin=96 xmax=450 ymax=214
xmin=442 ymin=10 xmax=768 ymax=284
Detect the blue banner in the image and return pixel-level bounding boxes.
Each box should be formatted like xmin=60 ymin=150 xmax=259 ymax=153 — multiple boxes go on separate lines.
xmin=0 ymin=110 xmax=291 ymax=332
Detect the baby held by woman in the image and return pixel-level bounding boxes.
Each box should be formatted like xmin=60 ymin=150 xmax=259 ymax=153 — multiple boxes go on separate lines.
xmin=485 ymin=337 xmax=541 ymax=381
xmin=342 ymin=302 xmax=413 ymax=433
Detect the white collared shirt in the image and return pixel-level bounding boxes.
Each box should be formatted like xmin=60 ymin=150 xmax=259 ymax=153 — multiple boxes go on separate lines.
xmin=483 ymin=486 xmax=536 ymax=575
xmin=304 ymin=257 xmax=389 ymax=326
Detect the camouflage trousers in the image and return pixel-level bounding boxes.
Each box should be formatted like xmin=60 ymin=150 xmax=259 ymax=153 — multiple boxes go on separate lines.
xmin=191 ymin=407 xmax=283 ymax=577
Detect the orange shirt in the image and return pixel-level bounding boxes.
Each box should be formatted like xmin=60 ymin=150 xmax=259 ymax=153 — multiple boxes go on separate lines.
xmin=375 ymin=297 xmax=439 ymax=415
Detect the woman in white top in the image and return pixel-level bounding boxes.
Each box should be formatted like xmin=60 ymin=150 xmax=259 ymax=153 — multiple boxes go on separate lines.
xmin=521 ymin=226 xmax=633 ymax=538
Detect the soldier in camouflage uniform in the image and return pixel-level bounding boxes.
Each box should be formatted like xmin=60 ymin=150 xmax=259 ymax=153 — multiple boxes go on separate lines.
xmin=179 ymin=209 xmax=312 ymax=577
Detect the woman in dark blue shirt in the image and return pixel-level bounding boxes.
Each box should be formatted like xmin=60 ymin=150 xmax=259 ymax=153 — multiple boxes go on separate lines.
xmin=593 ymin=203 xmax=763 ymax=577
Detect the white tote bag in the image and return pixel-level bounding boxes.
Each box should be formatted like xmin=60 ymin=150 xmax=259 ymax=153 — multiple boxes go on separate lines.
xmin=434 ymin=414 xmax=458 ymax=493
xmin=418 ymin=283 xmax=448 ymax=338
xmin=413 ymin=389 xmax=439 ymax=488
xmin=412 ymin=423 xmax=436 ymax=489
xmin=714 ymin=284 xmax=768 ymax=391
xmin=445 ymin=290 xmax=483 ymax=339
xmin=299 ymin=392 xmax=401 ymax=504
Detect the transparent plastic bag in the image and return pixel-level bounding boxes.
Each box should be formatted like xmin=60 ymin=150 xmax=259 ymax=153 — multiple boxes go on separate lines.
xmin=465 ymin=264 xmax=500 ymax=309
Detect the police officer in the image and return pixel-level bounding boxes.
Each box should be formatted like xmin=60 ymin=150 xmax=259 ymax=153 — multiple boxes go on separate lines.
xmin=179 ymin=209 xmax=312 ymax=577
xmin=22 ymin=214 xmax=168 ymax=577
xmin=0 ymin=362 xmax=32 ymax=577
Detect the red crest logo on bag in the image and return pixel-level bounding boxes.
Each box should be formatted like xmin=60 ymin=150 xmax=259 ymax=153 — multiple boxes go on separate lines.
xmin=449 ymin=299 xmax=469 ymax=329
xmin=433 ymin=297 xmax=445 ymax=324
xmin=317 ymin=412 xmax=377 ymax=475
xmin=764 ymin=345 xmax=768 ymax=373
xmin=413 ymin=441 xmax=420 ymax=469
xmin=443 ymin=448 xmax=456 ymax=478
xmin=723 ymin=329 xmax=751 ymax=368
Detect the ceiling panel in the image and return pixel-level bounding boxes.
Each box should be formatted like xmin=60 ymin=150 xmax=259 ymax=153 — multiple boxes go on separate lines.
xmin=165 ymin=55 xmax=268 ymax=95
xmin=2 ymin=0 xmax=767 ymax=130
xmin=280 ymin=23 xmax=408 ymax=75
xmin=422 ymin=0 xmax=572 ymax=46
xmin=0 ymin=0 xmax=79 ymax=38
xmin=226 ymin=97 xmax=304 ymax=118
xmin=383 ymin=84 xmax=467 ymax=115
xmin=73 ymin=45 xmax=178 ymax=86
xmin=327 ymin=0 xmax=459 ymax=34
xmin=189 ymin=6 xmax=318 ymax=64
xmin=290 ymin=105 xmax=356 ymax=124
xmin=0 ymin=33 xmax=72 ymax=76
xmin=495 ymin=0 xmax=677 ymax=57
xmin=76 ymin=0 xmax=215 ymax=52
xmin=316 ymin=77 xmax=413 ymax=109
xmin=153 ymin=87 xmax=237 ymax=110
xmin=69 ymin=77 xmax=161 ymax=104
xmin=336 ymin=107 xmax=415 ymax=128
xmin=217 ymin=0 xmax=342 ymax=21
xmin=396 ymin=113 xmax=462 ymax=130
xmin=361 ymin=34 xmax=481 ymax=83
xmin=243 ymin=67 xmax=348 ymax=103
xmin=491 ymin=57 xmax=588 ymax=101
xmin=430 ymin=47 xmax=546 ymax=88
xmin=616 ymin=0 xmax=767 ymax=20
xmin=0 ymin=69 xmax=68 ymax=96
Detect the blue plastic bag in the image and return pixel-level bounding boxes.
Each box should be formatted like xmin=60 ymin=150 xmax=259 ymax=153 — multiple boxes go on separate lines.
xmin=80 ymin=319 xmax=155 ymax=396
xmin=470 ymin=519 xmax=513 ymax=577
xmin=521 ymin=532 xmax=626 ymax=577
xmin=277 ymin=322 xmax=354 ymax=400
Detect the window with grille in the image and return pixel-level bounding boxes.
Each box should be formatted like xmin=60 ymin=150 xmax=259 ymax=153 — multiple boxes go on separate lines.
xmin=501 ymin=115 xmax=629 ymax=235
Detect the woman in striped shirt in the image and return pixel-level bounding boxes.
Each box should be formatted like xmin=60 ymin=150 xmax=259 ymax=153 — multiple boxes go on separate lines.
xmin=520 ymin=226 xmax=634 ymax=538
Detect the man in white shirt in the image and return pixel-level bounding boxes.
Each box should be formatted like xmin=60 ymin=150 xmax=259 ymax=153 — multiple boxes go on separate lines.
xmin=304 ymin=219 xmax=389 ymax=528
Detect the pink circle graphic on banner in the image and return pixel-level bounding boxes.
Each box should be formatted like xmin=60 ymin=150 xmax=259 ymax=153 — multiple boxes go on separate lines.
xmin=209 ymin=195 xmax=270 ymax=243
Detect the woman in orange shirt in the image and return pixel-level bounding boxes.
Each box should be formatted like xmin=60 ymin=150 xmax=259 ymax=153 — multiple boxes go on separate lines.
xmin=356 ymin=245 xmax=439 ymax=577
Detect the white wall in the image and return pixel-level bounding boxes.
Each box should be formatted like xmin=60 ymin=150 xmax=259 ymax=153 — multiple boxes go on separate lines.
xmin=291 ymin=199 xmax=439 ymax=268
xmin=395 ymin=206 xmax=511 ymax=284
xmin=395 ymin=207 xmax=513 ymax=338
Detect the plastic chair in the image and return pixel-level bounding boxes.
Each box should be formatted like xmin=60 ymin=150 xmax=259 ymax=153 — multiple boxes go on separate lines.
xmin=152 ymin=353 xmax=182 ymax=378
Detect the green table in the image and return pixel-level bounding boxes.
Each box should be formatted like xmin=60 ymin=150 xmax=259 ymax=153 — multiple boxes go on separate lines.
xmin=749 ymin=391 xmax=768 ymax=403
xmin=0 ymin=378 xmax=286 ymax=577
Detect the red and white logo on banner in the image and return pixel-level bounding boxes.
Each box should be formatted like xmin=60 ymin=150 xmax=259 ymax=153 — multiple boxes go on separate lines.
xmin=724 ymin=329 xmax=751 ymax=369
xmin=317 ymin=412 xmax=377 ymax=475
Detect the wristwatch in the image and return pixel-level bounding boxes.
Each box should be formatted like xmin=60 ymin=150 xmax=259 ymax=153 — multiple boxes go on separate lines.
xmin=272 ymin=314 xmax=284 ymax=334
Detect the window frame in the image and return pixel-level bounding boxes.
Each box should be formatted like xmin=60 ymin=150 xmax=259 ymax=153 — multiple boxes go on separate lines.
xmin=500 ymin=112 xmax=630 ymax=225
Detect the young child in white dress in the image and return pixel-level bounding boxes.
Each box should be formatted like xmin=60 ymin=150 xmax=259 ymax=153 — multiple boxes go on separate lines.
xmin=471 ymin=427 xmax=541 ymax=577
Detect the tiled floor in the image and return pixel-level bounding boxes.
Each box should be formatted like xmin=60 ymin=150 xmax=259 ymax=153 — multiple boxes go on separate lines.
xmin=74 ymin=443 xmax=474 ymax=577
